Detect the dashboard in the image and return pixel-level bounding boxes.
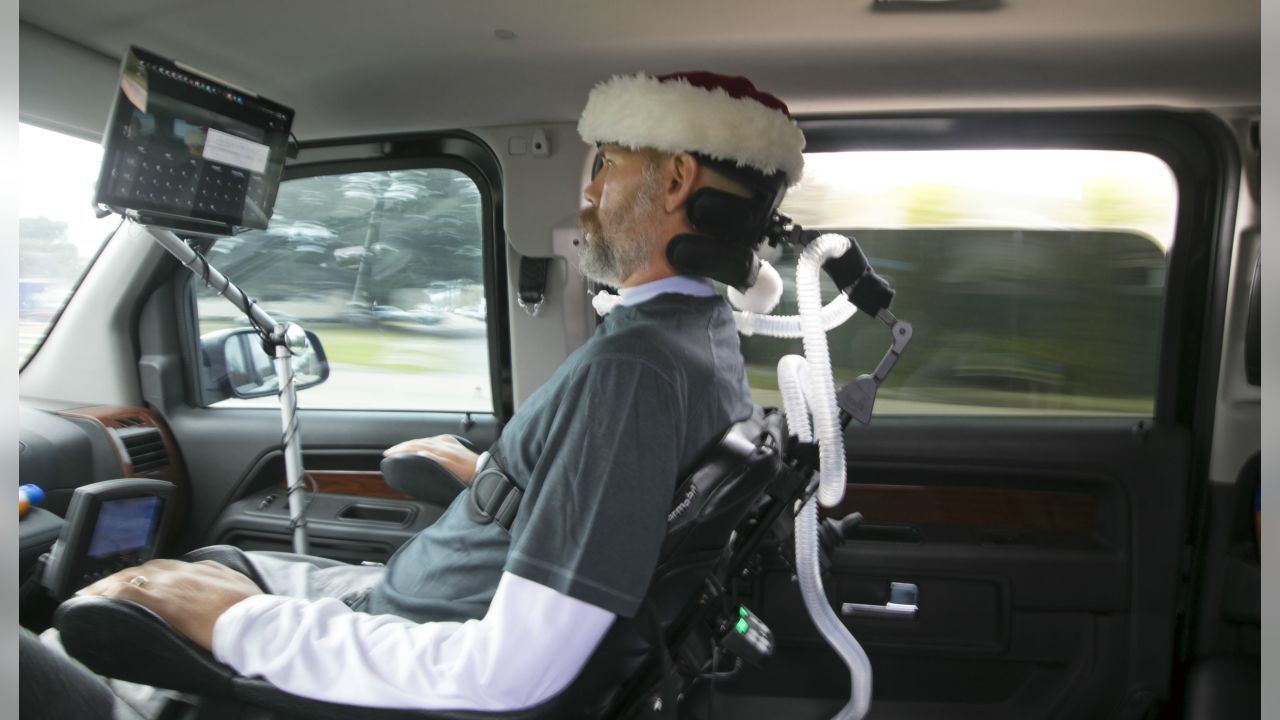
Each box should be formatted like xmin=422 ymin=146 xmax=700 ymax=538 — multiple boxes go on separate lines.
xmin=18 ymin=404 xmax=189 ymax=576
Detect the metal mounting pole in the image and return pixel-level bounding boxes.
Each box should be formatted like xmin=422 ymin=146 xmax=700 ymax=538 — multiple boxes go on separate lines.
xmin=143 ymin=224 xmax=310 ymax=554
xmin=272 ymin=327 xmax=310 ymax=554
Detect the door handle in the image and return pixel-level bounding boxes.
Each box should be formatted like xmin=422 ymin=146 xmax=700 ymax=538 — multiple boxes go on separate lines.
xmin=842 ymin=581 xmax=918 ymax=620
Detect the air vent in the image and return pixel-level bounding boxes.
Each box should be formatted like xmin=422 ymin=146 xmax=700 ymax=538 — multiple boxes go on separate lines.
xmin=119 ymin=427 xmax=169 ymax=474
xmin=115 ymin=415 xmax=150 ymax=428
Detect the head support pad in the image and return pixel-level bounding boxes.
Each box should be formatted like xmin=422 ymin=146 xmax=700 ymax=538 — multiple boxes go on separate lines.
xmin=666 ymin=170 xmax=782 ymax=290
xmin=684 ymin=186 xmax=771 ymax=240
xmin=667 ymin=233 xmax=760 ymax=292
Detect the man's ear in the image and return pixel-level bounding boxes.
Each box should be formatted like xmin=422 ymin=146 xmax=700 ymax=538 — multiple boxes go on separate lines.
xmin=663 ymin=153 xmax=700 ymax=214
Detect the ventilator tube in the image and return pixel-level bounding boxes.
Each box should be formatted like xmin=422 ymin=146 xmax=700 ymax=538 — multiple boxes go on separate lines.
xmin=741 ymin=233 xmax=872 ymax=720
xmin=796 ymin=495 xmax=872 ymax=720
xmin=795 ymin=233 xmax=849 ymax=508
xmin=734 ymin=297 xmax=855 ymax=338
xmin=776 ymin=354 xmax=813 ymax=443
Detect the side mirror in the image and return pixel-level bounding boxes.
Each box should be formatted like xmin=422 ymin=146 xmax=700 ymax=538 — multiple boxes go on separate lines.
xmin=200 ymin=327 xmax=330 ymax=400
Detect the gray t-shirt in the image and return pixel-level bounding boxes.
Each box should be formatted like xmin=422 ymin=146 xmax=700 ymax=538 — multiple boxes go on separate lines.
xmin=358 ymin=293 xmax=752 ymax=622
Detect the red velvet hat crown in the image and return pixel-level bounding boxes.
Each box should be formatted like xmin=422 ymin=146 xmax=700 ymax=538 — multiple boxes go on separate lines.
xmin=654 ymin=71 xmax=793 ymax=118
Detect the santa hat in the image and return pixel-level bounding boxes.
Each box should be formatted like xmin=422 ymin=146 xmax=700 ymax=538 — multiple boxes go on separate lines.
xmin=578 ymin=71 xmax=805 ymax=186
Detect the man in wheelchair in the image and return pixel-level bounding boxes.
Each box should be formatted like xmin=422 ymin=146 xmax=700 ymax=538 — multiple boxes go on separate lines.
xmin=29 ymin=71 xmax=809 ymax=718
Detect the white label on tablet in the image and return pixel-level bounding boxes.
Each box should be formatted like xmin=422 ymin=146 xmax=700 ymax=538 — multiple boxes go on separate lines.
xmin=203 ymin=128 xmax=269 ymax=174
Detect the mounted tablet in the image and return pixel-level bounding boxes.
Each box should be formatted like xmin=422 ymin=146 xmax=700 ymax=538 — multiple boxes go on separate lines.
xmin=43 ymin=479 xmax=174 ymax=600
xmin=94 ymin=46 xmax=294 ymax=234
xmin=91 ymin=49 xmax=315 ymax=552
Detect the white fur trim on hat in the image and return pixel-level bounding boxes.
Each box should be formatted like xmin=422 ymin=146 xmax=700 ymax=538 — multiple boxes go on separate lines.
xmin=578 ymin=73 xmax=805 ymax=185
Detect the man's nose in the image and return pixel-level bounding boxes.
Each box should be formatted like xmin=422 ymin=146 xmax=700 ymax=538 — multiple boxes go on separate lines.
xmin=583 ymin=173 xmax=603 ymax=206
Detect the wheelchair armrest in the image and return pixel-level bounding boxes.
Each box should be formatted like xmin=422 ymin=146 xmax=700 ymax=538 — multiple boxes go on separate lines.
xmin=380 ymin=453 xmax=468 ymax=506
xmin=54 ymin=595 xmax=595 ymax=719
xmin=53 ymin=594 xmax=239 ymax=698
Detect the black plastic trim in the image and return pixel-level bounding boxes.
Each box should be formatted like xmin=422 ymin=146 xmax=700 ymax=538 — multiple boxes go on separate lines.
xmin=1245 ymin=256 xmax=1261 ymax=385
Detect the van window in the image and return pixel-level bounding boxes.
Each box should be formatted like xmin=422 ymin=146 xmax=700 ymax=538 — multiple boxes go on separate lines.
xmin=18 ymin=123 xmax=118 ymax=365
xmin=194 ymin=168 xmax=492 ymax=412
xmin=746 ymin=149 xmax=1178 ymax=416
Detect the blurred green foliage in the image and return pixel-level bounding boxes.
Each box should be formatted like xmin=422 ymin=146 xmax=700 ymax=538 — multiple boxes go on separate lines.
xmin=743 ymin=228 xmax=1165 ymax=415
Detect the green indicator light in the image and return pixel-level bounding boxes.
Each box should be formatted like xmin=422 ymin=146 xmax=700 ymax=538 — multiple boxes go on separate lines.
xmin=735 ymin=618 xmax=749 ymax=634
xmin=739 ymin=606 xmax=748 ymax=618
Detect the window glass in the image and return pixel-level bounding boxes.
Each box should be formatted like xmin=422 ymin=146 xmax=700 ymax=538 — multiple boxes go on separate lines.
xmin=744 ymin=149 xmax=1178 ymax=416
xmin=18 ymin=123 xmax=119 ymax=365
xmin=195 ymin=168 xmax=491 ymax=412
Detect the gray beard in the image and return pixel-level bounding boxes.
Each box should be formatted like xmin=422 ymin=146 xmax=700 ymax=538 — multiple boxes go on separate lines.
xmin=579 ymin=230 xmax=650 ymax=287
xmin=578 ymin=171 xmax=660 ymax=286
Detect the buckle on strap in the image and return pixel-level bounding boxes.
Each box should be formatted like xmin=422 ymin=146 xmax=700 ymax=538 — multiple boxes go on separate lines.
xmin=517 ymin=256 xmax=550 ymax=317
xmin=467 ymin=462 xmax=524 ymax=532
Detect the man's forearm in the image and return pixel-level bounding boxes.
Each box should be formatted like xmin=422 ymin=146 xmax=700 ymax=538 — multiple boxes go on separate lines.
xmin=212 ymin=572 xmax=615 ymax=711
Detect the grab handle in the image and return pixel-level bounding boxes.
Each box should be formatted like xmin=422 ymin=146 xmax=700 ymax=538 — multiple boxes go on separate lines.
xmin=842 ymin=582 xmax=918 ymax=620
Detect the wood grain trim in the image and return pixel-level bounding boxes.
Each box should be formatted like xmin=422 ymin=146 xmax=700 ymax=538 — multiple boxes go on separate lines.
xmin=57 ymin=405 xmax=190 ymax=546
xmin=57 ymin=406 xmax=188 ymax=485
xmin=825 ymin=484 xmax=1096 ymax=535
xmin=281 ymin=470 xmax=410 ymax=500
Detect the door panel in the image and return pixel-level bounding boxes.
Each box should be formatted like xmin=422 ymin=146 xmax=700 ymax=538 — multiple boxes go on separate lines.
xmin=209 ymin=486 xmax=449 ymax=565
xmin=199 ymin=439 xmax=497 ymax=563
xmin=159 ymin=403 xmax=498 ymax=553
xmin=721 ymin=420 xmax=1188 ymax=718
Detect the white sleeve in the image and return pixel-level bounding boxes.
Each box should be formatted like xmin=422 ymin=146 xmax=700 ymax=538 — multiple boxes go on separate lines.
xmin=211 ymin=571 xmax=615 ymax=711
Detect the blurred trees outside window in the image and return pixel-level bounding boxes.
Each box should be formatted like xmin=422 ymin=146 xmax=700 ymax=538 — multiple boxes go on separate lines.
xmin=750 ymin=150 xmax=1178 ymax=416
xmin=195 ymin=168 xmax=492 ymax=412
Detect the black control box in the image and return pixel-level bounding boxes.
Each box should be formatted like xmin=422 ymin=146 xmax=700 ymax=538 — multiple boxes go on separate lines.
xmin=43 ymin=479 xmax=173 ymax=600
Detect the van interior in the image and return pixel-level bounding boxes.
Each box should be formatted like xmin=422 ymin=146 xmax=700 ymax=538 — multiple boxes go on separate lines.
xmin=15 ymin=1 xmax=1263 ymax=718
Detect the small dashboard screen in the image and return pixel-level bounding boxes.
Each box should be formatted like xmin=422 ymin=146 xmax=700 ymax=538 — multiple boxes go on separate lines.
xmin=87 ymin=496 xmax=162 ymax=559
xmin=95 ymin=46 xmax=294 ymax=230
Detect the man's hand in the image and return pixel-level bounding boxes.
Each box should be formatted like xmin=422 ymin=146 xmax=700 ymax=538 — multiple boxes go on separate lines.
xmin=77 ymin=559 xmax=263 ymax=652
xmin=384 ymin=435 xmax=480 ymax=485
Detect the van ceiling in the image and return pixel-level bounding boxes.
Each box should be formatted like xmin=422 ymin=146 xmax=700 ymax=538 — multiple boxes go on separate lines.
xmin=19 ymin=0 xmax=1260 ymax=141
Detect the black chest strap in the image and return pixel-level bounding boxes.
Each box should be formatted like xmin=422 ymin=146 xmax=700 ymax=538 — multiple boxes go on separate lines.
xmin=466 ymin=455 xmax=524 ymax=532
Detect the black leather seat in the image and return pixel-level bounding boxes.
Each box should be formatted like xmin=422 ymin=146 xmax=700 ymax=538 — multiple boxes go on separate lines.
xmin=56 ymin=409 xmax=795 ymax=720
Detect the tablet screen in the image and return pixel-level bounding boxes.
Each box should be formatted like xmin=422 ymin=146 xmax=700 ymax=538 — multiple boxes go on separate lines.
xmin=95 ymin=46 xmax=294 ymax=231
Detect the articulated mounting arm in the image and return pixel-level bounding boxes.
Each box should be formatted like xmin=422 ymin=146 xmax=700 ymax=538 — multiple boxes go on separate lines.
xmin=837 ymin=309 xmax=913 ymax=425
xmin=143 ymin=224 xmax=311 ymax=554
